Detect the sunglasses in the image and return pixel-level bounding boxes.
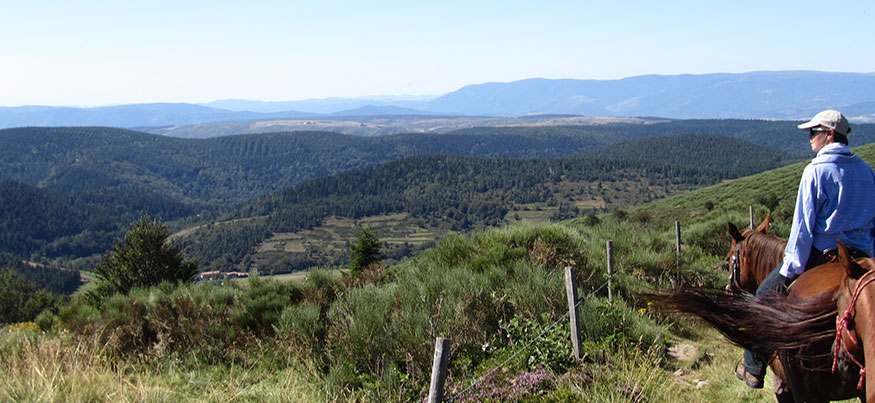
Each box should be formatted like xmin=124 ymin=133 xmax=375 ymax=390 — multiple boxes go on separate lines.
xmin=808 ymin=128 xmax=831 ymax=139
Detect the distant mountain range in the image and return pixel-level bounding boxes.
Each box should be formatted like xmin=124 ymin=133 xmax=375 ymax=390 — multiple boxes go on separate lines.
xmin=2 ymin=71 xmax=874 ymax=130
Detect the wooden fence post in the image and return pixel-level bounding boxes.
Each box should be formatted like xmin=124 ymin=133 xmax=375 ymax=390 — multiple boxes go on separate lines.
xmin=675 ymin=221 xmax=681 ymax=266
xmin=564 ymin=267 xmax=583 ymax=360
xmin=750 ymin=206 xmax=755 ymax=229
xmin=427 ymin=337 xmax=450 ymax=403
xmin=606 ymin=240 xmax=614 ymax=299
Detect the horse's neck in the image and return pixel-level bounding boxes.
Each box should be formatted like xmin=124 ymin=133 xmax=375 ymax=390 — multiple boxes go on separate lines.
xmin=855 ymin=290 xmax=875 ymax=401
xmin=838 ymin=274 xmax=875 ymax=401
xmin=743 ymin=232 xmax=787 ymax=285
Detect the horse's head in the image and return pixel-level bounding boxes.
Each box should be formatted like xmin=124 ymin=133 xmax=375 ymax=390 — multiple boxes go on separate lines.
xmin=725 ymin=215 xmax=773 ymax=293
xmin=835 ymin=240 xmax=875 ymax=359
xmin=833 ymin=239 xmax=875 ymax=393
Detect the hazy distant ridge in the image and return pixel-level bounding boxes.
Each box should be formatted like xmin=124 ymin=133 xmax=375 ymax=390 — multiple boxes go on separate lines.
xmin=0 ymin=103 xmax=313 ymax=129
xmin=2 ymin=71 xmax=875 ymax=129
xmin=426 ymin=71 xmax=875 ymax=118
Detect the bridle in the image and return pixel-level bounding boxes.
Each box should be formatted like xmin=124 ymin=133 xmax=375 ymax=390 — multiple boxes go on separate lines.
xmin=728 ymin=243 xmax=743 ymax=292
xmin=833 ymin=268 xmax=875 ymax=390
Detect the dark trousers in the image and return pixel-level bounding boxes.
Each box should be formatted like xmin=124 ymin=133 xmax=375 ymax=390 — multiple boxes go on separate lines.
xmin=743 ymin=265 xmax=792 ymax=376
xmin=741 ymin=247 xmax=834 ymax=376
xmin=742 ymin=246 xmax=869 ymax=379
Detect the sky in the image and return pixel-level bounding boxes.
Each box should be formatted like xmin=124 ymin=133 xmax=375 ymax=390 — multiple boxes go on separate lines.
xmin=1 ymin=0 xmax=873 ymax=107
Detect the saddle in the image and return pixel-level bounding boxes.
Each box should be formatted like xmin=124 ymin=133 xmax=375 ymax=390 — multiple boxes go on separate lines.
xmin=808 ymin=246 xmax=870 ymax=269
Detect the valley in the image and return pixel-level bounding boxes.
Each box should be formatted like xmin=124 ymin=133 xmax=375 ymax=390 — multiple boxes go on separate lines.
xmin=1 ymin=120 xmax=844 ymax=273
xmin=3 ymin=119 xmax=875 ymax=402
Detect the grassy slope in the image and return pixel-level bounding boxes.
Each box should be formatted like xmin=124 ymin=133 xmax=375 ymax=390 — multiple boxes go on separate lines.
xmin=6 ymin=143 xmax=875 ymax=402
xmin=639 ymin=142 xmax=875 ymax=231
xmin=619 ymin=143 xmax=875 ymax=402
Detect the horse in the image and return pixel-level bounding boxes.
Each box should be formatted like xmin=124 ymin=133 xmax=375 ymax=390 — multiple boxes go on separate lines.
xmin=725 ymin=215 xmax=786 ymax=293
xmin=831 ymin=240 xmax=875 ymax=402
xmin=650 ymin=240 xmax=864 ymax=402
xmin=725 ymin=216 xmax=799 ymax=398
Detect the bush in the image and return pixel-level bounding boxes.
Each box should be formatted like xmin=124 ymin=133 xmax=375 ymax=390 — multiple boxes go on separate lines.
xmin=578 ymin=297 xmax=667 ymax=358
xmin=275 ymin=303 xmax=324 ymax=353
xmin=232 ymin=276 xmax=303 ymax=336
xmin=349 ymin=226 xmax=384 ymax=278
xmin=34 ymin=310 xmax=57 ymax=332
xmin=58 ymin=278 xmax=306 ymax=362
xmin=502 ymin=314 xmax=576 ymax=373
xmin=327 ymin=285 xmax=399 ymax=375
xmin=89 ymin=216 xmax=198 ymax=304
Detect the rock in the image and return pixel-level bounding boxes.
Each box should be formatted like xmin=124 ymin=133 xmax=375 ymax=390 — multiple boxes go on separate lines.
xmin=668 ymin=343 xmax=699 ymax=362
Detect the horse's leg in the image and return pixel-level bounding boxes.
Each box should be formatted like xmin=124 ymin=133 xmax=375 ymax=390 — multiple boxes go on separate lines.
xmin=773 ymin=375 xmax=795 ymax=403
xmin=770 ymin=362 xmax=796 ymax=403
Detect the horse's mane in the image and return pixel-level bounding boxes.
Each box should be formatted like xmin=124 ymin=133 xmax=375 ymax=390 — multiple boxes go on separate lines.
xmin=648 ymin=286 xmax=835 ymax=359
xmin=740 ymin=228 xmax=787 ymax=271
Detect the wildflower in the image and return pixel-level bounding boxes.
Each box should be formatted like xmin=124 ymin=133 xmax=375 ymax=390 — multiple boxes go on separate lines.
xmin=637 ymin=308 xmax=646 ymax=314
xmin=6 ymin=322 xmax=38 ymax=332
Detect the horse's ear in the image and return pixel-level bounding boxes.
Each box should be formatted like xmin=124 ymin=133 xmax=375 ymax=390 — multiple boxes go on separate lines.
xmin=728 ymin=222 xmax=744 ymax=243
xmin=837 ymin=240 xmax=868 ymax=279
xmin=756 ymin=215 xmax=771 ymax=234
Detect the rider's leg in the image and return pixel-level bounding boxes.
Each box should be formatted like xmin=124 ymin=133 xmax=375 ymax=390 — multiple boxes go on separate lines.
xmin=741 ymin=265 xmax=792 ymax=383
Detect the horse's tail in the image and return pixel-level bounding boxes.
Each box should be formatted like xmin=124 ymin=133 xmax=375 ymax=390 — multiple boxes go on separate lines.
xmin=646 ymin=286 xmax=836 ymax=359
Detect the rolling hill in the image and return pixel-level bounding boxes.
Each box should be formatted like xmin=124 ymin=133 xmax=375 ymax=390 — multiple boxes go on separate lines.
xmin=4 ymin=121 xmax=841 ymax=208
xmin=0 ymin=122 xmax=844 ymax=271
xmin=175 ymin=135 xmax=801 ymax=272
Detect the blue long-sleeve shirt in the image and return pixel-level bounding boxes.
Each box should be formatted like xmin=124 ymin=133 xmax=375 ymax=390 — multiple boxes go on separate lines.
xmin=779 ymin=143 xmax=875 ymax=279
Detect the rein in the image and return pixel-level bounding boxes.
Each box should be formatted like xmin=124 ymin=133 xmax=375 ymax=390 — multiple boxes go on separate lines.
xmin=833 ymin=268 xmax=875 ymax=390
xmin=728 ymin=244 xmax=743 ymax=291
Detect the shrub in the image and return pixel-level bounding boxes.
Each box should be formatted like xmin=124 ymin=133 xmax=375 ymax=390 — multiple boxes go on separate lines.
xmin=89 ymin=216 xmax=198 ymax=304
xmin=582 ymin=214 xmax=600 ymax=226
xmin=502 ymin=314 xmax=576 ymax=373
xmin=578 ymin=297 xmax=667 ymax=358
xmin=275 ymin=302 xmax=324 ymax=354
xmin=349 ymin=226 xmax=384 ymax=278
xmin=300 ymin=268 xmax=340 ymax=307
xmin=34 ymin=310 xmax=57 ymax=332
xmin=232 ymin=276 xmax=303 ymax=336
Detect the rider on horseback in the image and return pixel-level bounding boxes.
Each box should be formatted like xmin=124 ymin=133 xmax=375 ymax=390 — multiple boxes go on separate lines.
xmin=737 ymin=110 xmax=875 ymax=388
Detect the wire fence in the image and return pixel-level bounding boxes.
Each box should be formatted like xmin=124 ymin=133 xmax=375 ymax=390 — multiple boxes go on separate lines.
xmin=444 ymin=278 xmax=613 ymax=402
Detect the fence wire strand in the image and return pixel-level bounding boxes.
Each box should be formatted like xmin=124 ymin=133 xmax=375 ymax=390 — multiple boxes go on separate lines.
xmin=445 ymin=278 xmax=612 ymax=402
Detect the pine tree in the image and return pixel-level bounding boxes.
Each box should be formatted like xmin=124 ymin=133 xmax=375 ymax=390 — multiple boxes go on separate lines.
xmin=0 ymin=269 xmax=58 ymax=324
xmin=348 ymin=226 xmax=384 ymax=277
xmin=89 ymin=216 xmax=198 ymax=303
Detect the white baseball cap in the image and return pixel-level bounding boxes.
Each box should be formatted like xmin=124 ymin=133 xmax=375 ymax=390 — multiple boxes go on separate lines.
xmin=797 ymin=110 xmax=851 ymax=135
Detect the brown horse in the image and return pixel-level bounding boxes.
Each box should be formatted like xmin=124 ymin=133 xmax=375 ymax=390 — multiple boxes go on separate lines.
xmin=725 ymin=216 xmax=798 ymax=398
xmin=725 ymin=216 xmax=786 ymax=293
xmin=832 ymin=240 xmax=875 ymax=402
xmin=651 ymin=243 xmax=863 ymax=401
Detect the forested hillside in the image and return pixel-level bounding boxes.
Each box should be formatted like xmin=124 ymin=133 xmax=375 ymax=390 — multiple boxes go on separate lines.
xmin=0 ymin=180 xmax=193 ymax=264
xmin=583 ymin=134 xmax=801 ymax=173
xmin=178 ymin=134 xmax=799 ymax=272
xmin=0 ymin=122 xmax=829 ymax=272
xmin=3 ymin=121 xmax=859 ymax=204
xmin=0 ymin=253 xmax=80 ymax=295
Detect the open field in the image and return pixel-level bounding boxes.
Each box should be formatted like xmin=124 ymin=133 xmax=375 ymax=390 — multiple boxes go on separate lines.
xmin=148 ymin=115 xmax=661 ymax=138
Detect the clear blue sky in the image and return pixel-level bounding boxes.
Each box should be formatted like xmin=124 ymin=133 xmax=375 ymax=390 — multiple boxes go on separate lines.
xmin=1 ymin=0 xmax=873 ymax=106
